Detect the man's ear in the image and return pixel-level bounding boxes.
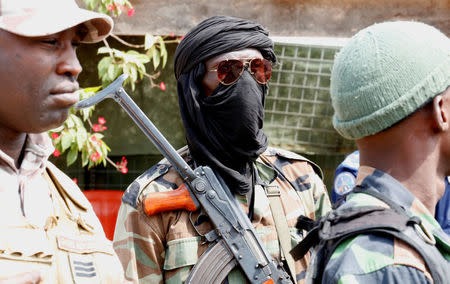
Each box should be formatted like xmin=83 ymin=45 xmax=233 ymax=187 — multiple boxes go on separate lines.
xmin=432 ymin=94 xmax=449 ymax=132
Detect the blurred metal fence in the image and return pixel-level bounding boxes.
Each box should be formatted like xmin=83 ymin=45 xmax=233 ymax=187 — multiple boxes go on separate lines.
xmin=264 ymin=37 xmax=355 ymax=155
xmin=70 ymin=37 xmax=356 ymax=190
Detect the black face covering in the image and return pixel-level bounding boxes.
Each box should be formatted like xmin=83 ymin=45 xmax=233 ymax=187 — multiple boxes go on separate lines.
xmin=194 ymin=71 xmax=268 ymax=194
xmin=201 ymin=71 xmax=268 ymax=165
xmin=174 ymin=16 xmax=276 ymax=194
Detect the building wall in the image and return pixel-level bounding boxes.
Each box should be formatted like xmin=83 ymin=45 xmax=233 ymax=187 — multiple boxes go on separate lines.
xmin=87 ymin=0 xmax=450 ymax=36
xmin=70 ymin=1 xmax=449 ymax=190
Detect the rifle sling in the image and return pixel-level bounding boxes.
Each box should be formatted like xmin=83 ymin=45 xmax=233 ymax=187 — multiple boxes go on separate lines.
xmin=265 ymin=184 xmax=297 ymax=282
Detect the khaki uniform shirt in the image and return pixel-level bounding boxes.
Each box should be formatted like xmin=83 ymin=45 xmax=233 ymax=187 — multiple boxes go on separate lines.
xmin=113 ymin=147 xmax=331 ymax=283
xmin=0 ymin=133 xmax=125 ymax=283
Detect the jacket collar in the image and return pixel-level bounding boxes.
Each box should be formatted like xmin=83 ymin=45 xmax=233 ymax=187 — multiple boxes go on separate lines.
xmin=355 ymin=166 xmax=450 ymax=251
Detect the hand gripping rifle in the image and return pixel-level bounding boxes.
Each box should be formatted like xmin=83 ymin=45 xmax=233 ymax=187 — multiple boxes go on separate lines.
xmin=75 ymin=75 xmax=293 ymax=284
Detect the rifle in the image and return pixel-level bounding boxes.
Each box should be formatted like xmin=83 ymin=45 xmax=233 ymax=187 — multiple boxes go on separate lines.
xmin=75 ymin=75 xmax=293 ymax=284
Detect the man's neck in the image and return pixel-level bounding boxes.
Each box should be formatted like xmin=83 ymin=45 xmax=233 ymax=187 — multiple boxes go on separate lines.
xmin=356 ymin=117 xmax=444 ymax=215
xmin=0 ymin=127 xmax=27 ymax=168
xmin=359 ymin=148 xmax=443 ymax=215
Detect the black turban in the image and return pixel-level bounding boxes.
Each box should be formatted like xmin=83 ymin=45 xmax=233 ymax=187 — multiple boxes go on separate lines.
xmin=174 ymin=15 xmax=276 ymax=195
xmin=174 ymin=15 xmax=276 ymax=79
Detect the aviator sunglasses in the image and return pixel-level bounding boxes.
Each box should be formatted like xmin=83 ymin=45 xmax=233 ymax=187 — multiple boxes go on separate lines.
xmin=209 ymin=58 xmax=272 ymax=85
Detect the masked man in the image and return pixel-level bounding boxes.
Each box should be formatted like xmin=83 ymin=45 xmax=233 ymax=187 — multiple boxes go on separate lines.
xmin=113 ymin=16 xmax=331 ymax=283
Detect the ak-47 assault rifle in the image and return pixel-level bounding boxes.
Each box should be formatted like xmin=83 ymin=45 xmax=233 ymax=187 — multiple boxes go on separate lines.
xmin=75 ymin=75 xmax=293 ymax=284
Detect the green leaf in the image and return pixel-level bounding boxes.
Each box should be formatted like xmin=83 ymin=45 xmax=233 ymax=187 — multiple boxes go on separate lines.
xmin=161 ymin=46 xmax=168 ymax=68
xmin=98 ymin=46 xmax=113 ymax=54
xmin=107 ymin=64 xmax=117 ymax=81
xmin=122 ymin=64 xmax=130 ymax=79
xmin=144 ymin=34 xmax=157 ymax=50
xmin=138 ymin=53 xmax=150 ymax=62
xmin=83 ymin=0 xmax=99 ymax=10
xmin=124 ymin=51 xmax=144 ymax=66
xmin=123 ymin=65 xmax=135 ymax=90
xmin=68 ymin=128 xmax=77 ymax=138
xmin=65 ymin=115 xmax=75 ymax=128
xmin=76 ymin=127 xmax=88 ymax=151
xmin=98 ymin=5 xmax=108 ymax=15
xmin=125 ymin=50 xmax=140 ymax=56
xmin=152 ymin=48 xmax=160 ymax=70
xmin=159 ymin=37 xmax=166 ymax=51
xmin=66 ymin=146 xmax=78 ymax=167
xmin=159 ymin=36 xmax=168 ymax=68
xmin=100 ymin=143 xmax=108 ymax=156
xmin=100 ymin=144 xmax=108 ymax=167
xmin=93 ymin=133 xmax=104 ymax=140
xmin=71 ymin=114 xmax=83 ymax=128
xmin=83 ymin=86 xmax=102 ymax=95
xmin=75 ymin=87 xmax=100 ymax=120
xmin=114 ymin=65 xmax=123 ymax=80
xmin=50 ymin=125 xmax=64 ymax=132
xmin=93 ymin=0 xmax=100 ymax=10
xmin=147 ymin=45 xmax=155 ymax=60
xmin=80 ymin=107 xmax=94 ymax=122
xmin=75 ymin=89 xmax=85 ymax=100
xmin=61 ymin=131 xmax=73 ymax=152
xmin=130 ymin=65 xmax=138 ymax=83
xmin=81 ymin=148 xmax=89 ymax=167
xmin=114 ymin=49 xmax=126 ymax=59
xmin=136 ymin=62 xmax=146 ymax=80
xmin=98 ymin=56 xmax=113 ymax=79
xmin=115 ymin=7 xmax=122 ymax=17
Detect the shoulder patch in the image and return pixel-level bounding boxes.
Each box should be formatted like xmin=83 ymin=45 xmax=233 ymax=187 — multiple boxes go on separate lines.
xmin=122 ymin=164 xmax=169 ymax=208
xmin=341 ymin=151 xmax=360 ymax=170
xmin=334 ymin=172 xmax=356 ymax=197
xmin=264 ymin=147 xmax=323 ymax=179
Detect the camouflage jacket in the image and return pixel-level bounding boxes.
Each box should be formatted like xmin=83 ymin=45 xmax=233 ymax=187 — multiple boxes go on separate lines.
xmin=113 ymin=146 xmax=331 ymax=283
xmin=321 ymin=166 xmax=450 ymax=283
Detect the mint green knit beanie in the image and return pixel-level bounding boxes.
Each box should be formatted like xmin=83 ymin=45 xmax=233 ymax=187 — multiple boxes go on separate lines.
xmin=331 ymin=21 xmax=450 ymax=140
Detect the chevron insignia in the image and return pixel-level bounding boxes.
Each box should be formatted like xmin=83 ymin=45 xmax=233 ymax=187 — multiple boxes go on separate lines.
xmin=69 ymin=253 xmax=99 ymax=282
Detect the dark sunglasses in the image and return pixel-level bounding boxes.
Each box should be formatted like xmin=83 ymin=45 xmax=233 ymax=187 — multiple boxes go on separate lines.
xmin=209 ymin=58 xmax=272 ymax=85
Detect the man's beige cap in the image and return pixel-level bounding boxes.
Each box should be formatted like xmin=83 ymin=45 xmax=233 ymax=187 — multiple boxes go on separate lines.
xmin=0 ymin=0 xmax=113 ymax=43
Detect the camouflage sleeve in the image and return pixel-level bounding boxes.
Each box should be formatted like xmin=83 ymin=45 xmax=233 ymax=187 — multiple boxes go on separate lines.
xmin=112 ymin=161 xmax=201 ymax=284
xmin=309 ymin=170 xmax=332 ymax=219
xmin=113 ymin=201 xmax=166 ymax=284
xmin=259 ymin=148 xmax=332 ymax=221
xmin=323 ymin=234 xmax=432 ymax=283
xmin=285 ymin=158 xmax=331 ymax=220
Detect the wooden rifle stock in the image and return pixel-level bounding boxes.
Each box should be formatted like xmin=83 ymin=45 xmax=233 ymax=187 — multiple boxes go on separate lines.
xmin=143 ymin=184 xmax=198 ymax=216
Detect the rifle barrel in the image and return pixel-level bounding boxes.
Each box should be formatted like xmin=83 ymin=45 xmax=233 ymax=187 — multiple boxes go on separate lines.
xmin=112 ymin=87 xmax=197 ymax=181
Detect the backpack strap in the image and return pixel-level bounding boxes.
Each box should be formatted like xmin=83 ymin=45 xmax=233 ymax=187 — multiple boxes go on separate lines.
xmin=291 ymin=186 xmax=450 ymax=284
